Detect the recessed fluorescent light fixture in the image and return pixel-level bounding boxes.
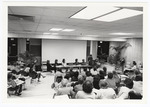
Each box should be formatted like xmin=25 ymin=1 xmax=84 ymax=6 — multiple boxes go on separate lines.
xmin=51 ymin=33 xmax=59 ymax=35
xmin=62 ymin=29 xmax=75 ymax=32
xmin=110 ymin=32 xmax=135 ymax=35
xmin=43 ymin=32 xmax=51 ymax=35
xmin=49 ymin=28 xmax=62 ymax=31
xmin=86 ymin=35 xmax=100 ymax=37
xmin=71 ymin=6 xmax=120 ymax=20
xmin=43 ymin=32 xmax=58 ymax=35
xmin=94 ymin=8 xmax=142 ymax=22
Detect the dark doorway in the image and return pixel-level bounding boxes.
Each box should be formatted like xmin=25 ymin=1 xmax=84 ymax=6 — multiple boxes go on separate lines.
xmin=97 ymin=41 xmax=109 ymax=62
xmin=8 ymin=38 xmax=18 ymax=63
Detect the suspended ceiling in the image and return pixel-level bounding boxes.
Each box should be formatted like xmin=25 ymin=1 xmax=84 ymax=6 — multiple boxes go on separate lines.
xmin=8 ymin=6 xmax=143 ymax=40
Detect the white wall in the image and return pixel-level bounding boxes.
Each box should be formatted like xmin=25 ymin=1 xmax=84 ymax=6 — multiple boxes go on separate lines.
xmin=42 ymin=39 xmax=87 ymax=63
xmin=122 ymin=38 xmax=143 ymax=64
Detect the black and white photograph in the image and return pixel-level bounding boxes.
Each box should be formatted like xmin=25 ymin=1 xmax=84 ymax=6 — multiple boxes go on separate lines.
xmin=1 ymin=0 xmax=149 ymax=105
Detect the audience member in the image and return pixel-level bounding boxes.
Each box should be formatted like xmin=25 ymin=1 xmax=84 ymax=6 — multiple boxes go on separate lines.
xmin=128 ymin=91 xmax=142 ymax=99
xmin=99 ymin=70 xmax=105 ymax=79
xmin=102 ymin=66 xmax=107 ymax=76
xmin=85 ymin=71 xmax=93 ymax=83
xmin=7 ymin=73 xmax=23 ymax=96
xmin=117 ymin=78 xmax=134 ymax=99
xmin=133 ymin=75 xmax=143 ymax=95
xmin=105 ymin=72 xmax=117 ymax=90
xmin=131 ymin=61 xmax=138 ymax=70
xmin=54 ymin=69 xmax=63 ymax=82
xmin=46 ymin=60 xmax=52 ymax=72
xmin=93 ymin=75 xmax=100 ymax=89
xmin=71 ymin=75 xmax=85 ymax=98
xmin=56 ymin=79 xmax=73 ymax=96
xmin=51 ymin=76 xmax=63 ymax=91
xmin=75 ymin=80 xmax=96 ymax=99
xmin=112 ymin=71 xmax=121 ymax=87
xmin=90 ymin=66 xmax=98 ymax=76
xmin=96 ymin=80 xmax=116 ymax=99
xmin=29 ymin=64 xmax=45 ymax=82
xmin=71 ymin=71 xmax=79 ymax=81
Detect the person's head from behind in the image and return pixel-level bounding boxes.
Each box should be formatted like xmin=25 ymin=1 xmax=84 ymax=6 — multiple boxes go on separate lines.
xmin=11 ymin=70 xmax=17 ymax=74
xmin=86 ymin=71 xmax=92 ymax=77
xmin=135 ymin=75 xmax=143 ymax=81
xmin=133 ymin=61 xmax=137 ymax=65
xmin=64 ymin=73 xmax=70 ymax=80
xmin=112 ymin=70 xmax=117 ymax=75
xmin=99 ymin=70 xmax=104 ymax=75
xmin=61 ymin=79 xmax=68 ymax=87
xmin=124 ymin=78 xmax=134 ymax=89
xmin=99 ymin=80 xmax=108 ymax=89
xmin=93 ymin=75 xmax=100 ymax=81
xmin=107 ymin=72 xmax=113 ymax=79
xmin=78 ymin=75 xmax=84 ymax=84
xmin=74 ymin=71 xmax=79 ymax=78
xmin=128 ymin=91 xmax=142 ymax=99
xmin=82 ymin=80 xmax=93 ymax=94
xmin=103 ymin=66 xmax=107 ymax=72
xmin=56 ymin=76 xmax=63 ymax=83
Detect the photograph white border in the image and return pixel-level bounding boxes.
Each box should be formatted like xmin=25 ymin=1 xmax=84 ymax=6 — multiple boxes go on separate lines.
xmin=0 ymin=0 xmax=150 ymax=106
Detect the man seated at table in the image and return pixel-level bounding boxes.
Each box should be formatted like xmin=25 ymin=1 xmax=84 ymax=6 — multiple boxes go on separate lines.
xmin=62 ymin=59 xmax=67 ymax=67
xmin=81 ymin=59 xmax=87 ymax=65
xmin=74 ymin=58 xmax=79 ymax=65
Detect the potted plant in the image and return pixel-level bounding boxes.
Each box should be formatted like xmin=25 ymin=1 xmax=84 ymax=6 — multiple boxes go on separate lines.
xmin=18 ymin=51 xmax=36 ymax=66
xmin=108 ymin=42 xmax=131 ymax=70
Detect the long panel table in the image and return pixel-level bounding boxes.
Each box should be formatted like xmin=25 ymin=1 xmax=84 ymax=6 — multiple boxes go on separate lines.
xmin=56 ymin=64 xmax=92 ymax=71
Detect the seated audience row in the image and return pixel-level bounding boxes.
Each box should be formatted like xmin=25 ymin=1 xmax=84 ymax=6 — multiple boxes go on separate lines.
xmin=7 ymin=62 xmax=46 ymax=96
xmin=52 ymin=65 xmax=143 ymax=99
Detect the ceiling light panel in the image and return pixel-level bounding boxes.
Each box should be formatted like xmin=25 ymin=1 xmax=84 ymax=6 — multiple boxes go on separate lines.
xmin=51 ymin=33 xmax=59 ymax=35
xmin=86 ymin=35 xmax=100 ymax=37
xmin=62 ymin=29 xmax=75 ymax=32
xmin=43 ymin=32 xmax=51 ymax=35
xmin=71 ymin=6 xmax=119 ymax=20
xmin=109 ymin=32 xmax=135 ymax=35
xmin=94 ymin=8 xmax=143 ymax=22
xmin=49 ymin=28 xmax=62 ymax=31
xmin=43 ymin=32 xmax=59 ymax=35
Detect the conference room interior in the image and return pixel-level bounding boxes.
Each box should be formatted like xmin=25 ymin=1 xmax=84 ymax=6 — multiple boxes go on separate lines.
xmin=7 ymin=5 xmax=143 ymax=99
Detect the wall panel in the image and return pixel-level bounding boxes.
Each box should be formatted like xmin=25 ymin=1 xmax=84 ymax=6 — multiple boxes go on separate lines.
xmin=42 ymin=39 xmax=86 ymax=63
